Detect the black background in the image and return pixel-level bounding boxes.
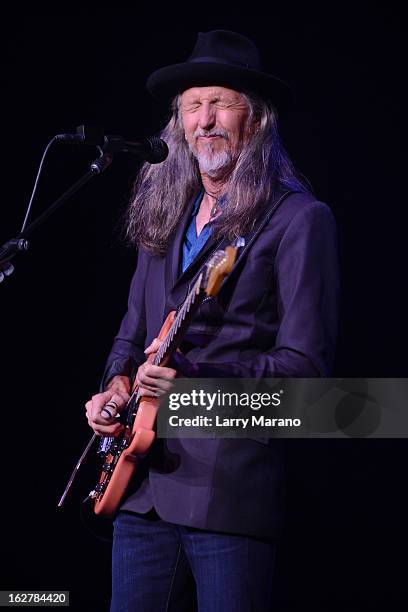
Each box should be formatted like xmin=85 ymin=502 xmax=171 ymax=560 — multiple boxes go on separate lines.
xmin=1 ymin=8 xmax=406 ymax=611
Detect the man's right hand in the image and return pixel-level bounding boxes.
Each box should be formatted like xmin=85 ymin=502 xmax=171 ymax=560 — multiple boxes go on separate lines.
xmin=85 ymin=375 xmax=130 ymax=436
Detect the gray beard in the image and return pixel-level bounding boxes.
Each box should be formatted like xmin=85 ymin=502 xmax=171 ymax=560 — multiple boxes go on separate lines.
xmin=190 ymin=144 xmax=234 ymax=178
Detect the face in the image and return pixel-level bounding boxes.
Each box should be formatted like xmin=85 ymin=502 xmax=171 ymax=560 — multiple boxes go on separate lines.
xmin=180 ymin=86 xmax=253 ymax=177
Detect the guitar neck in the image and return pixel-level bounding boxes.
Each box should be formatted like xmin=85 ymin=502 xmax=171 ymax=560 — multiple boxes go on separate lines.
xmin=153 ymin=272 xmax=205 ymax=366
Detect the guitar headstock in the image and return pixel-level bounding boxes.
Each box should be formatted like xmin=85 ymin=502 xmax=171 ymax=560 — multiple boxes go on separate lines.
xmin=204 ymin=246 xmax=237 ymax=296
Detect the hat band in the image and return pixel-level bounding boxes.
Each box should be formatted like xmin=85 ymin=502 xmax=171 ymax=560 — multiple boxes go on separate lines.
xmin=189 ymin=56 xmax=253 ymax=69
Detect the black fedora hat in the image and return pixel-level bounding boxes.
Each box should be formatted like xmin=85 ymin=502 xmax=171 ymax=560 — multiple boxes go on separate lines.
xmin=146 ymin=30 xmax=292 ymax=110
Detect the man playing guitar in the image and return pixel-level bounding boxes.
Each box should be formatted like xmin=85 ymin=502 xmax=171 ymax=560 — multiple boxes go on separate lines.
xmin=85 ymin=30 xmax=339 ymax=612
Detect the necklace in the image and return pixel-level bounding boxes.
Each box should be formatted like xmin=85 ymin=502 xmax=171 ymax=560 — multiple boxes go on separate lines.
xmin=209 ymin=199 xmax=220 ymax=220
xmin=203 ymin=189 xmax=221 ymax=220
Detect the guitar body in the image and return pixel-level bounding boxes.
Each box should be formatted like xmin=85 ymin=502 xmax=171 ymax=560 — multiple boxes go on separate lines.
xmin=94 ymin=310 xmax=175 ymax=517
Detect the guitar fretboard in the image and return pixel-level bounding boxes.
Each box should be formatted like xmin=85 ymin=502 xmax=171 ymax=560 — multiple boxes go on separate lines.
xmin=153 ymin=272 xmax=204 ymax=366
xmin=118 ymin=273 xmax=204 ymax=431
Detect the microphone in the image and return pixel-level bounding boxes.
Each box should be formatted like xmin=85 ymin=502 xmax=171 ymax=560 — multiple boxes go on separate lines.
xmin=109 ymin=136 xmax=169 ymax=164
xmin=55 ymin=126 xmax=168 ymax=164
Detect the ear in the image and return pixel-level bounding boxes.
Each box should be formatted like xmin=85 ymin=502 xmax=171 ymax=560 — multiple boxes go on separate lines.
xmin=248 ymin=119 xmax=260 ymax=135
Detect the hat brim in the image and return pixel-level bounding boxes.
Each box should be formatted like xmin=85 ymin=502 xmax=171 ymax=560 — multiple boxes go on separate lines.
xmin=146 ymin=62 xmax=293 ymax=111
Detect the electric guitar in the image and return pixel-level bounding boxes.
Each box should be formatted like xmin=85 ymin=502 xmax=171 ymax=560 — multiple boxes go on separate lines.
xmin=88 ymin=246 xmax=236 ymax=518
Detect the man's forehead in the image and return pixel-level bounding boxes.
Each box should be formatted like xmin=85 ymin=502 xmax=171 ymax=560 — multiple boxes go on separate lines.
xmin=181 ymin=85 xmax=244 ymax=101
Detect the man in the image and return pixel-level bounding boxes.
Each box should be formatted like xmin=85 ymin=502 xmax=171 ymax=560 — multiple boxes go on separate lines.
xmin=86 ymin=30 xmax=339 ymax=611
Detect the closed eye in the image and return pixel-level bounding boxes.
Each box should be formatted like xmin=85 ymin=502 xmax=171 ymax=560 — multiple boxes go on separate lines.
xmin=183 ymin=103 xmax=201 ymax=112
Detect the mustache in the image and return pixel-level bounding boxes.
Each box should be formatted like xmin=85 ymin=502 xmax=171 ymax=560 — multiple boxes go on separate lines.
xmin=193 ymin=128 xmax=229 ymax=141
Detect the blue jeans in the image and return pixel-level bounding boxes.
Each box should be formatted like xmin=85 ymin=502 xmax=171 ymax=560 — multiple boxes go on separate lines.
xmin=111 ymin=510 xmax=277 ymax=612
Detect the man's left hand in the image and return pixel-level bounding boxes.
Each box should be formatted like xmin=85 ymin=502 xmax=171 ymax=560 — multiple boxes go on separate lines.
xmin=135 ymin=338 xmax=177 ymax=397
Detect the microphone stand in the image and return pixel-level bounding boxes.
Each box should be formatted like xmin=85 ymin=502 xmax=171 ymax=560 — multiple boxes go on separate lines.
xmin=0 ymin=145 xmax=114 ymax=284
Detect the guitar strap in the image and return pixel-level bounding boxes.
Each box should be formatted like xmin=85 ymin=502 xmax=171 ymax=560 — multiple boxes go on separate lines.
xmin=186 ymin=189 xmax=295 ymax=296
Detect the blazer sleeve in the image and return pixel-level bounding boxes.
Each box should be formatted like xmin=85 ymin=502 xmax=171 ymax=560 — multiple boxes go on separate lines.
xmin=99 ymin=249 xmax=150 ymax=390
xmin=172 ymin=201 xmax=340 ymax=378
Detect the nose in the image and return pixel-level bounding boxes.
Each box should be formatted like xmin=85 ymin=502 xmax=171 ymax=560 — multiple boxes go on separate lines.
xmin=198 ymin=102 xmax=216 ymax=131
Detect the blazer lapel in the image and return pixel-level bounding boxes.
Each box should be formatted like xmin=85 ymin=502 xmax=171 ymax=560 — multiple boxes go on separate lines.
xmin=175 ymin=189 xmax=294 ymax=284
xmin=164 ymin=192 xmax=200 ymax=301
xmin=165 ymin=189 xmax=295 ymax=311
xmin=173 ymin=233 xmax=222 ymax=285
xmin=165 ymin=232 xmax=226 ymax=313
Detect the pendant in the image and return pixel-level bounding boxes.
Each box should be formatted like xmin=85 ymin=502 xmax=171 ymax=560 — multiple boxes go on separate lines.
xmin=210 ymin=200 xmax=219 ymax=220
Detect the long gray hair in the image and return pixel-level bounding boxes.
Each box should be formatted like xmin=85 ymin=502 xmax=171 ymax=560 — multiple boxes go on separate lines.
xmin=126 ymin=92 xmax=311 ymax=255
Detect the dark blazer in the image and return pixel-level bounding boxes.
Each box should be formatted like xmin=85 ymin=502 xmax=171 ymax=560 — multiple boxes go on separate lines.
xmin=100 ymin=189 xmax=339 ymax=539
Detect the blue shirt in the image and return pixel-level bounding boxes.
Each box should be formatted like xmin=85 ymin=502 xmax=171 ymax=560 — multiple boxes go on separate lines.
xmin=181 ymin=190 xmax=213 ymax=273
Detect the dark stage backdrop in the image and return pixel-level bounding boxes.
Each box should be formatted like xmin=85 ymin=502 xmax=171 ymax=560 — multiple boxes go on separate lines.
xmin=1 ymin=9 xmax=406 ymax=612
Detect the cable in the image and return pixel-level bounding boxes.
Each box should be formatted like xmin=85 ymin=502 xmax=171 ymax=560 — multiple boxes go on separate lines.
xmin=20 ymin=136 xmax=58 ymax=233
